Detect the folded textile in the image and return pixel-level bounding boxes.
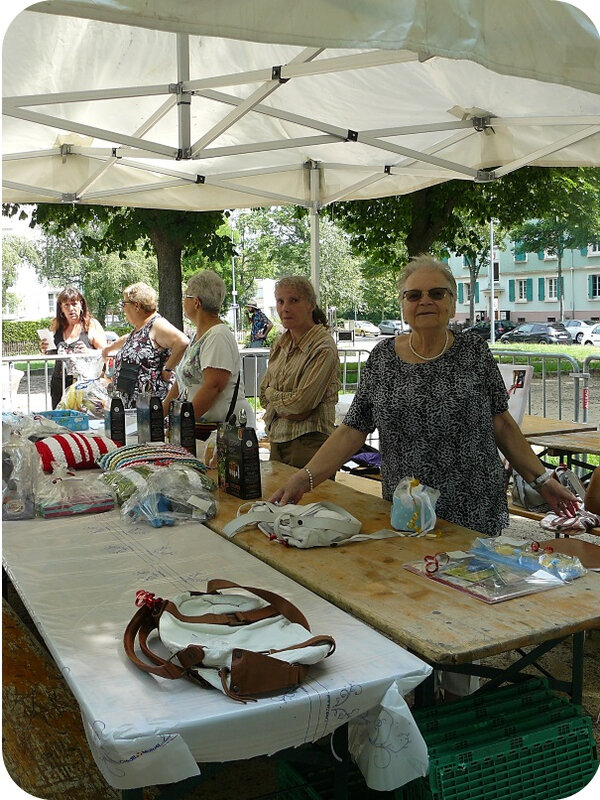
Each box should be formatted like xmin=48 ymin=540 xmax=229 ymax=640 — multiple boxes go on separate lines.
xmin=540 ymin=508 xmax=600 ymax=533
xmin=97 ymin=442 xmax=207 ymax=474
xmin=34 ymin=432 xmax=118 ymax=472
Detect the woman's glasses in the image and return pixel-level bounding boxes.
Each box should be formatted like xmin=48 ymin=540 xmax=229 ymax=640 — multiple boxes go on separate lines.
xmin=402 ymin=287 xmax=453 ymax=302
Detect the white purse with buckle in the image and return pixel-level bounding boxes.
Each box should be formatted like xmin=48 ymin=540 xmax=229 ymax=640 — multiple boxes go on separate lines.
xmin=223 ymin=501 xmax=399 ymax=548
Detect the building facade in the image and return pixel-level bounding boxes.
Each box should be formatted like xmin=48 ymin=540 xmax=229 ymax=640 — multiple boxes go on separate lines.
xmin=447 ymin=242 xmax=600 ymax=324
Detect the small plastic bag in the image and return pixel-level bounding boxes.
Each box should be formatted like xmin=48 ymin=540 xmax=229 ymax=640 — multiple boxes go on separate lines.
xmin=34 ymin=466 xmax=115 ymax=518
xmin=122 ymin=464 xmax=217 ymax=527
xmin=391 ymin=476 xmax=439 ymax=535
xmin=2 ymin=439 xmax=40 ymax=520
xmin=202 ymin=429 xmax=218 ymax=468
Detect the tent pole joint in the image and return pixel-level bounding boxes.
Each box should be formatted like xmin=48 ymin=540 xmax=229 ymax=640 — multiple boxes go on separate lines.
xmin=61 ymin=193 xmax=78 ymax=203
xmin=271 ymin=65 xmax=289 ymax=83
xmin=384 ymin=165 xmax=392 ymax=175
xmin=475 ymin=169 xmax=496 ymax=183
xmin=346 ymin=129 xmax=358 ymax=142
xmin=196 ymin=175 xmax=206 ymax=184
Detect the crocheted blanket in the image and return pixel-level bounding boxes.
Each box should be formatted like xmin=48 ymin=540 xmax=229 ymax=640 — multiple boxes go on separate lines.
xmin=97 ymin=442 xmax=207 ymax=473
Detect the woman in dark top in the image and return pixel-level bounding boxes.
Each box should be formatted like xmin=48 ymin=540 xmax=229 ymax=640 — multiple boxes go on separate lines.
xmin=103 ymin=282 xmax=188 ymax=408
xmin=41 ymin=287 xmax=107 ymax=408
xmin=270 ymin=255 xmax=580 ymax=535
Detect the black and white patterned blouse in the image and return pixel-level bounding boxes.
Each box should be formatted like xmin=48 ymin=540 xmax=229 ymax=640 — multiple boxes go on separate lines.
xmin=343 ymin=332 xmax=510 ymax=535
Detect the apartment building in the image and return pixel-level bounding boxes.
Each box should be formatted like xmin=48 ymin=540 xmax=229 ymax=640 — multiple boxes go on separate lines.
xmin=448 ymin=242 xmax=600 ymax=324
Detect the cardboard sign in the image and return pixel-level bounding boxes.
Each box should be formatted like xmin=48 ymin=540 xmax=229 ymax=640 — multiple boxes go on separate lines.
xmin=217 ymin=421 xmax=262 ymax=499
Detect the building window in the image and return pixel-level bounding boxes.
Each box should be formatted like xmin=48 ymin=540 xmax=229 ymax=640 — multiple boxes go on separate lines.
xmin=546 ymin=277 xmax=558 ymax=301
xmin=514 ymin=243 xmax=527 ymax=262
xmin=463 ymin=283 xmax=471 ymax=302
xmin=48 ymin=293 xmax=59 ymax=314
xmin=517 ymin=279 xmax=528 ymax=301
xmin=543 ymin=249 xmax=557 ymax=260
xmin=590 ymin=275 xmax=600 ymax=299
xmin=589 ymin=243 xmax=600 ymax=255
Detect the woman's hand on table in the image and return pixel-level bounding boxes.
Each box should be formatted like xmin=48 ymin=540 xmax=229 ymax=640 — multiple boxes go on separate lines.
xmin=268 ymin=469 xmax=311 ymax=505
xmin=539 ymin=479 xmax=581 ymax=517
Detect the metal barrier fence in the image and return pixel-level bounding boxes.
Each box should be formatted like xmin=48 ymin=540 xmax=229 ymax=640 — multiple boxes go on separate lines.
xmin=2 ymin=348 xmax=597 ymax=424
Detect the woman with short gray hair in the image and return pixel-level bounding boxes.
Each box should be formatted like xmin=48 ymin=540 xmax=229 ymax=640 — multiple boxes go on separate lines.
xmin=162 ymin=269 xmax=254 ymax=436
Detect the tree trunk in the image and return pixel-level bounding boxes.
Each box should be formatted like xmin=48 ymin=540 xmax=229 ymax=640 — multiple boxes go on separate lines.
xmin=148 ymin=231 xmax=184 ymax=329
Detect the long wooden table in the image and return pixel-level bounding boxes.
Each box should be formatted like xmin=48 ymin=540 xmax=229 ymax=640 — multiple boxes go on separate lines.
xmin=207 ymin=462 xmax=600 ymax=703
xmin=526 ymin=430 xmax=600 ymax=483
xmin=521 ymin=415 xmax=598 ymax=437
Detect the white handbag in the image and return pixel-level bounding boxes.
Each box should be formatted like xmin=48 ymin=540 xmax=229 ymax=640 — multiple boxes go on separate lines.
xmin=223 ymin=501 xmax=400 ymax=548
xmin=124 ymin=580 xmax=336 ymax=702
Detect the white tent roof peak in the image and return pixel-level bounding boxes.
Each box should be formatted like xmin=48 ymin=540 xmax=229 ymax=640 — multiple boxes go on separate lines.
xmin=3 ymin=1 xmax=600 ymax=212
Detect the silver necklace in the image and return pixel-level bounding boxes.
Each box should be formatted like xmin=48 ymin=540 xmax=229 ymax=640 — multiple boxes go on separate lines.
xmin=408 ymin=330 xmax=449 ymax=361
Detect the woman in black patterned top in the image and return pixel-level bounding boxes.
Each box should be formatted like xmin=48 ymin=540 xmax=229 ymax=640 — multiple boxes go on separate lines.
xmin=270 ymin=255 xmax=579 ymax=535
xmin=103 ymin=283 xmax=189 ymax=409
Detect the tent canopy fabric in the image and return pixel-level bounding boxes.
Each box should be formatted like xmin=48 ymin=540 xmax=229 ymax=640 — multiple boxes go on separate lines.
xmin=3 ymin=0 xmax=600 ymax=213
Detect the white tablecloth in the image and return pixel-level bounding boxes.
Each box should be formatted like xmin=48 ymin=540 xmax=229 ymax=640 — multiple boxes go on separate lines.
xmin=3 ymin=511 xmax=431 ymax=791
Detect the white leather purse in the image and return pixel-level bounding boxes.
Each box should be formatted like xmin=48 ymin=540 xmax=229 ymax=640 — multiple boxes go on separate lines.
xmin=223 ymin=501 xmax=400 ymax=548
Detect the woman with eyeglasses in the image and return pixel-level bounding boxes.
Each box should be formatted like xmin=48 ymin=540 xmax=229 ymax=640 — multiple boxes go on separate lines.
xmin=162 ymin=270 xmax=254 ymax=433
xmin=271 ymin=254 xmax=579 ymax=535
xmin=42 ymin=287 xmax=107 ymax=409
xmin=102 ymin=282 xmax=188 ymax=408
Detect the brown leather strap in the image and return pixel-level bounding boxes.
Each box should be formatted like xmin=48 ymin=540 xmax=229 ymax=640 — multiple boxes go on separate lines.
xmin=160 ymin=599 xmax=279 ymax=626
xmin=201 ymin=579 xmax=311 ymax=629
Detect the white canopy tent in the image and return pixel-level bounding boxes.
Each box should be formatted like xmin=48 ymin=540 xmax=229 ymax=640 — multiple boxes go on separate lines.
xmin=3 ymin=0 xmax=600 ymax=292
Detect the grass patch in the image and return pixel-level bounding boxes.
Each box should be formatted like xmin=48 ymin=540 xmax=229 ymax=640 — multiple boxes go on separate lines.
xmin=491 ymin=343 xmax=600 ymax=375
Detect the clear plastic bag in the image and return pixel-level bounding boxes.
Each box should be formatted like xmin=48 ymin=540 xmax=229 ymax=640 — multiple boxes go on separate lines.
xmin=391 ymin=476 xmax=439 ymax=535
xmin=2 ymin=439 xmax=40 ymax=520
xmin=34 ymin=466 xmax=115 ymax=518
xmin=121 ymin=464 xmax=217 ymax=527
xmin=470 ymin=536 xmax=587 ymax=582
xmin=57 ymin=378 xmax=110 ymax=417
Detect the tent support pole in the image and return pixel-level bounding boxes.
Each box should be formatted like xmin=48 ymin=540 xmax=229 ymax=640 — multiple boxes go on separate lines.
xmin=309 ymin=161 xmax=321 ymax=303
xmin=177 ymin=34 xmax=191 ymax=155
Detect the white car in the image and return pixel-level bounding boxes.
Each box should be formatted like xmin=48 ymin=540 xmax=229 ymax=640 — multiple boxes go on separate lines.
xmin=354 ymin=320 xmax=380 ymax=337
xmin=562 ymin=319 xmax=596 ymax=344
xmin=582 ymin=323 xmax=600 ymax=347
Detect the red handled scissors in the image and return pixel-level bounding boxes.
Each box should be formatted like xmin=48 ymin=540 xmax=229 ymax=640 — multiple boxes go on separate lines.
xmin=424 ymin=552 xmax=450 ymax=574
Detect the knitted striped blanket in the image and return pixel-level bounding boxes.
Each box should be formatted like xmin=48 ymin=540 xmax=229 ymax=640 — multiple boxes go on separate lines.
xmin=97 ymin=442 xmax=208 ymax=473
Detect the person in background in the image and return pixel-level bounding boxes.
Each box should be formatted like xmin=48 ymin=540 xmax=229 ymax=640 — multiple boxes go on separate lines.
xmin=269 ymin=255 xmax=579 ymax=531
xmin=584 ymin=467 xmax=600 ymax=514
xmin=102 ymin=282 xmax=188 ymax=408
xmin=163 ymin=270 xmax=254 ymax=435
xmin=41 ymin=287 xmax=107 ymax=409
xmin=246 ymin=299 xmax=273 ymax=348
xmin=259 ymin=275 xmax=340 ymax=469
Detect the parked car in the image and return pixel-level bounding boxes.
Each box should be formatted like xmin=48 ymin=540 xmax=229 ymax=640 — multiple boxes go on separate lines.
xmin=462 ymin=320 xmax=518 ymax=340
xmin=499 ymin=322 xmax=573 ymax=345
xmin=582 ymin=323 xmax=600 ymax=347
xmin=562 ymin=319 xmax=597 ymax=344
xmin=354 ymin=320 xmax=380 ymax=337
xmin=378 ymin=319 xmax=409 ymax=335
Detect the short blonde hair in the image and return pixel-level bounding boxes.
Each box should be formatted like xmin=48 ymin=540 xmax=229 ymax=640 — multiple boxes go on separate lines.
xmin=123 ymin=282 xmax=157 ymax=313
xmin=399 ymin=254 xmax=457 ymax=298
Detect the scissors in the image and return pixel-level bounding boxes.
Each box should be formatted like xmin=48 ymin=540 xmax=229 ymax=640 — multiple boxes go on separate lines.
xmin=424 ymin=552 xmax=450 ymax=574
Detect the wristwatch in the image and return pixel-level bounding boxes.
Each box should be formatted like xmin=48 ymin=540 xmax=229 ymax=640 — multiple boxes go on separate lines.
xmin=528 ymin=468 xmax=554 ymax=490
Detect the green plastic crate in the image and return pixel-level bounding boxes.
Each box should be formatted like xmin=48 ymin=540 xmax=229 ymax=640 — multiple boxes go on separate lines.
xmin=427 ymin=715 xmax=598 ymax=800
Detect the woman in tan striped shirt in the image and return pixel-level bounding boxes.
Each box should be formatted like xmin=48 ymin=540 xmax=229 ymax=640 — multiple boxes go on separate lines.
xmin=259 ymin=276 xmax=340 ymax=469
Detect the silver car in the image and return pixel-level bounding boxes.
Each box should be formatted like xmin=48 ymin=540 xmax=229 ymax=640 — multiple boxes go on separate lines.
xmin=562 ymin=319 xmax=597 ymax=344
xmin=378 ymin=319 xmax=409 ymax=335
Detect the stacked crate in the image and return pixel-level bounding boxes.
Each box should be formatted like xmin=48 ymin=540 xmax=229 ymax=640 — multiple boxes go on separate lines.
xmin=277 ymin=678 xmax=598 ymax=800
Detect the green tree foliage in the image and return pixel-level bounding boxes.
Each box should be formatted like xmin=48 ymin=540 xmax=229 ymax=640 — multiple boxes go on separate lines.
xmin=3 ymin=204 xmax=234 ymax=329
xmin=2 ymin=235 xmax=40 ymax=313
xmin=32 ymin=224 xmax=158 ymax=327
xmin=329 ymin=167 xmax=600 ymax=277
